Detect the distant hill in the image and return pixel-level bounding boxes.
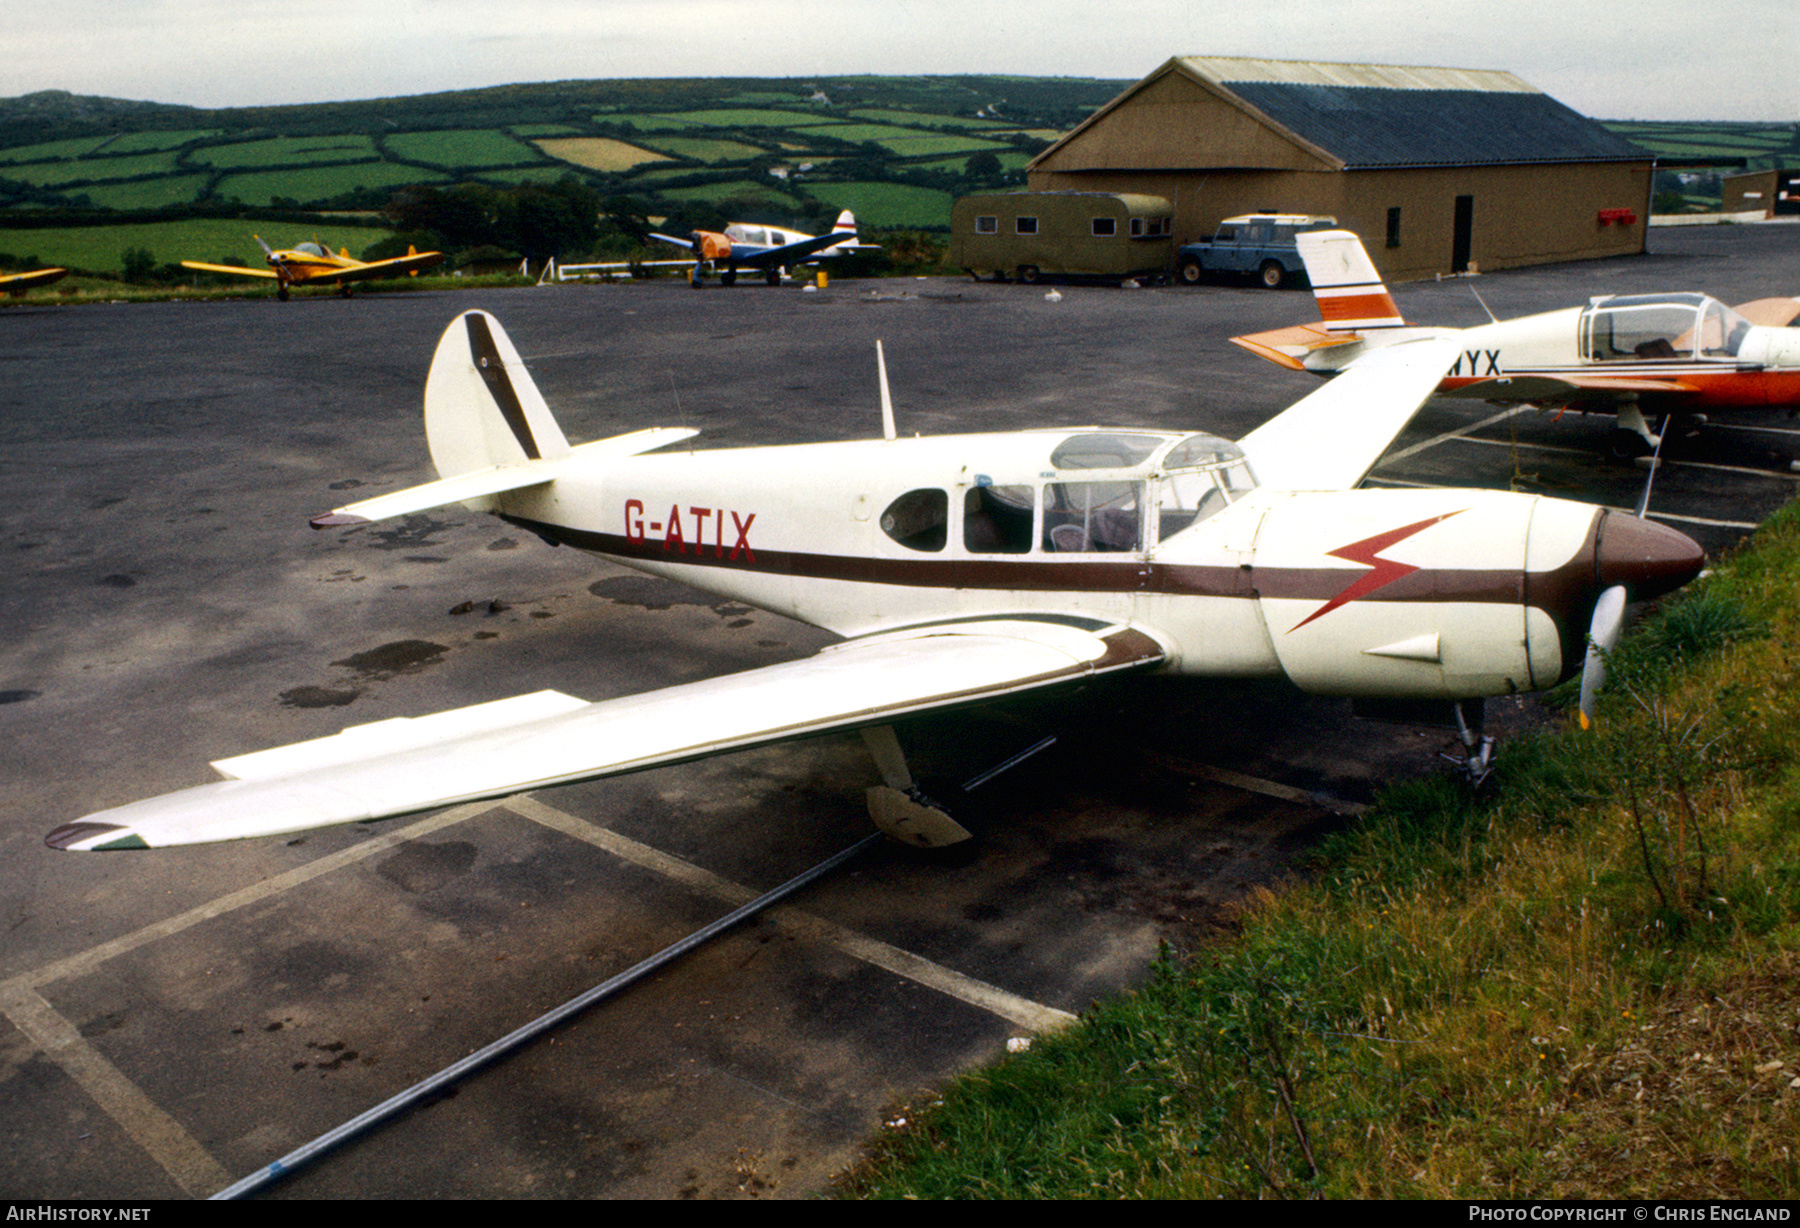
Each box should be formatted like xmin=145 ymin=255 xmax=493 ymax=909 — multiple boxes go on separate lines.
xmin=0 ymin=76 xmax=1129 ymax=231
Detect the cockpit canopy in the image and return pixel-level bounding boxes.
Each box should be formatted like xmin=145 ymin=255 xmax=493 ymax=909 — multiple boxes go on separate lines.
xmin=293 ymin=242 xmax=328 ymax=258
xmin=879 ymin=430 xmax=1259 ymax=556
xmin=1582 ymin=292 xmax=1753 ymax=362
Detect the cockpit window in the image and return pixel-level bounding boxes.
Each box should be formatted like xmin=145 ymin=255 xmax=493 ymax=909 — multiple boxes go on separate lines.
xmin=1043 ymin=481 xmax=1142 ymax=552
xmin=880 ymin=489 xmax=948 ymax=552
xmin=1155 ymin=434 xmax=1257 ymax=540
xmin=1049 ymin=433 xmax=1166 ymax=470
xmin=964 ymin=484 xmax=1035 ymax=553
xmin=1695 ymin=299 xmax=1754 ymax=358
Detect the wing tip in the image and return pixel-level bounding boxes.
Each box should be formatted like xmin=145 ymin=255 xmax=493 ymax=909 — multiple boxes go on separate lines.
xmin=310 ymin=512 xmax=370 ymax=530
xmin=46 ymin=822 xmax=146 ymax=852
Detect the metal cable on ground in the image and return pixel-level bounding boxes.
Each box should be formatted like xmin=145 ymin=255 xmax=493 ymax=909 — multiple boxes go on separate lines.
xmin=213 ymin=832 xmax=883 ymax=1200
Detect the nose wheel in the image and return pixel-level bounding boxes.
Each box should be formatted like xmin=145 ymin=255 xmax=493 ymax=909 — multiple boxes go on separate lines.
xmin=1439 ymin=701 xmax=1497 ymax=787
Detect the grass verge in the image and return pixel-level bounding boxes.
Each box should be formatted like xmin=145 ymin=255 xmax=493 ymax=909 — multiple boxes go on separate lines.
xmin=843 ymin=500 xmax=1800 ymax=1199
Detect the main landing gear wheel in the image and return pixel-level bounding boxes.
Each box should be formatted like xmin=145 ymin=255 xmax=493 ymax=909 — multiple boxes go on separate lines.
xmin=276 ymin=285 xmax=290 ymax=301
xmin=765 ymin=267 xmax=782 ymax=286
xmin=720 ymin=270 xmax=737 ymax=287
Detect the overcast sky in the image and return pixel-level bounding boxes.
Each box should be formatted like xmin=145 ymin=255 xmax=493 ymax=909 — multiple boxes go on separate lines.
xmin=8 ymin=0 xmax=1796 ymax=123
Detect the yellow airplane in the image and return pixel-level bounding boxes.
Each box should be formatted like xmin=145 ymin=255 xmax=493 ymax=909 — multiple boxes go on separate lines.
xmin=2 ymin=267 xmax=67 ymax=296
xmin=182 ymin=236 xmax=444 ymax=300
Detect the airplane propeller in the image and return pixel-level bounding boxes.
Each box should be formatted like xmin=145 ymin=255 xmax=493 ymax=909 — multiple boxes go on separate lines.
xmin=1577 ymin=414 xmax=1674 ymax=729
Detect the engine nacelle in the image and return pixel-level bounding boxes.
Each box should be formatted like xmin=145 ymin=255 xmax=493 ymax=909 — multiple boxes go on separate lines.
xmin=1247 ymin=489 xmax=1699 ymax=700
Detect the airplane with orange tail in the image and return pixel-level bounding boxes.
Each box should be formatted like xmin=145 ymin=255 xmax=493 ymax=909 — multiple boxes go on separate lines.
xmin=182 ymin=236 xmax=443 ymax=301
xmin=1231 ymin=229 xmax=1800 ymax=456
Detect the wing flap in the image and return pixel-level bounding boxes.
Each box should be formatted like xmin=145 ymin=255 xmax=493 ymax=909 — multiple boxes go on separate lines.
xmin=47 ymin=620 xmax=1166 ymax=850
xmin=326 ymin=251 xmax=446 ymax=282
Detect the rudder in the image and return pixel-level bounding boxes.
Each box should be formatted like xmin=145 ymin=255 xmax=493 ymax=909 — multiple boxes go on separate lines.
xmin=425 ymin=310 xmax=571 ymax=480
xmin=1297 ymin=230 xmax=1406 ymax=333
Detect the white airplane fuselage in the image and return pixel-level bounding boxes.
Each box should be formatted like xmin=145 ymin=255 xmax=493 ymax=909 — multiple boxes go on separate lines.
xmin=491 ymin=428 xmax=1697 ymax=703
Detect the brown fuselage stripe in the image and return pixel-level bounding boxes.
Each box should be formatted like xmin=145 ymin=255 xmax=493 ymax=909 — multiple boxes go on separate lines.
xmin=503 ymin=514 xmax=1606 ymax=628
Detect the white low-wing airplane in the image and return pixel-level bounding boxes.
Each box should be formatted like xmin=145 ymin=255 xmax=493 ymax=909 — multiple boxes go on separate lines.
xmin=45 ymin=311 xmax=1703 ymax=853
xmin=1231 ymin=229 xmax=1800 ymax=456
xmin=649 ymin=210 xmax=877 ymax=287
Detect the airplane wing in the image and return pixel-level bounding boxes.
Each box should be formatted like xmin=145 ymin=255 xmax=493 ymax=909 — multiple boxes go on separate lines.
xmin=648 ymin=232 xmax=695 ymax=252
xmin=180 ymin=261 xmax=278 ymax=280
xmin=1437 ymin=374 xmax=1701 ymax=403
xmin=1732 ymin=297 xmax=1800 ymax=329
xmin=309 ymin=250 xmax=446 ymax=284
xmin=1236 ymin=335 xmax=1459 ymax=490
xmin=45 ymin=618 xmax=1166 ymax=850
xmin=1 ymin=267 xmax=67 ymax=291
xmin=754 ymin=231 xmax=858 ymax=265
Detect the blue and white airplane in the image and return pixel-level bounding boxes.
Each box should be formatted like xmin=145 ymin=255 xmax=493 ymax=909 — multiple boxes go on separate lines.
xmin=650 ymin=210 xmax=876 ymax=286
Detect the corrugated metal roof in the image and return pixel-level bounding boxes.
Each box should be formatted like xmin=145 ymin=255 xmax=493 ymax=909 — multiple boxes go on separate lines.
xmin=1223 ymin=81 xmax=1650 ymax=167
xmin=1180 ymin=56 xmax=1539 ymax=95
xmin=1029 ymin=54 xmax=1652 ymax=174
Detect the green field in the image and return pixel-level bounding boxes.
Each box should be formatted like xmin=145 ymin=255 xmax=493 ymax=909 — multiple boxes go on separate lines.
xmin=1605 ymin=121 xmax=1800 ymax=170
xmin=74 ymin=175 xmax=215 ymax=211
xmin=385 ymin=129 xmax=546 ymax=168
xmin=849 ymin=108 xmax=1007 ymax=129
xmin=806 ymin=181 xmax=953 ymax=229
xmin=0 ymin=136 xmax=116 ymax=164
xmin=105 ymin=129 xmax=221 ymax=152
xmin=215 ymin=163 xmax=443 ymax=205
xmin=192 ymin=135 xmax=379 ymax=168
xmin=650 ymin=108 xmax=842 ymax=128
xmin=3 ymin=150 xmax=185 ymax=186
xmin=637 ymin=136 xmax=770 ymax=163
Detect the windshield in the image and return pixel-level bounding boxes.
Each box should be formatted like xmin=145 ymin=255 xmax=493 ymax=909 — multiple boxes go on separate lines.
xmin=1154 ymin=434 xmax=1257 ymax=541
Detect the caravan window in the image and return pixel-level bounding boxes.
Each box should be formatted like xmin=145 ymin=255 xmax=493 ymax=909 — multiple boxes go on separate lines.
xmin=1092 ymin=217 xmax=1117 ymax=237
xmin=1016 ymin=216 xmax=1039 ymax=235
xmin=975 ymin=215 xmax=998 ymax=234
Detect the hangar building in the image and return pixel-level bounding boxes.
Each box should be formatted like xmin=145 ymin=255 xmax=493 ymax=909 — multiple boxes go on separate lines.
xmin=1026 ymin=56 xmax=1654 ymax=281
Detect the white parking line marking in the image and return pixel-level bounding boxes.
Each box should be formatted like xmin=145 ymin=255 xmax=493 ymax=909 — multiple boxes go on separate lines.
xmin=507 ymin=795 xmax=1078 ymax=1033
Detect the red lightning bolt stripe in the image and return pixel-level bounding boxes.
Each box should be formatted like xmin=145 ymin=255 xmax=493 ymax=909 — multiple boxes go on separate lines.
xmin=1287 ymin=511 xmax=1465 ymax=633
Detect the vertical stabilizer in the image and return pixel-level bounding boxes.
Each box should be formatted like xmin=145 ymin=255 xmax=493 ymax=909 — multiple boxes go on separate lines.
xmin=425 ymin=310 xmax=572 ymax=480
xmin=1297 ymin=230 xmax=1407 ymax=333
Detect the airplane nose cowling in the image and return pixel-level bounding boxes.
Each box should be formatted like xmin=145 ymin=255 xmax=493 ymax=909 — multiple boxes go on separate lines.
xmin=1525 ymin=505 xmax=1705 ymax=687
xmin=1594 ymin=511 xmax=1706 ymax=601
